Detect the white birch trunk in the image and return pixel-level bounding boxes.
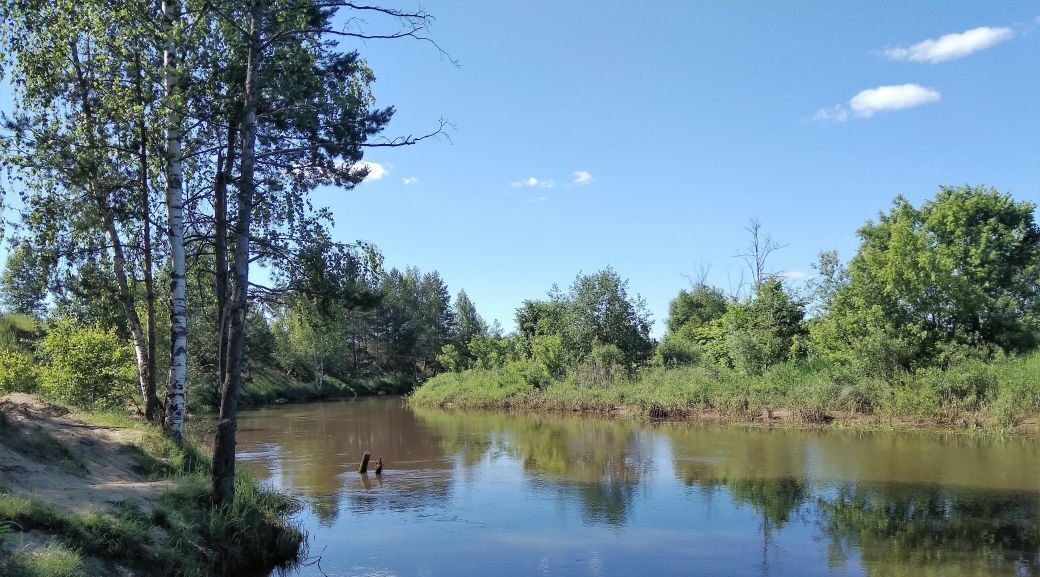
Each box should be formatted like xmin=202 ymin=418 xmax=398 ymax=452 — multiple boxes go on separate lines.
xmin=163 ymin=0 xmax=188 ymax=443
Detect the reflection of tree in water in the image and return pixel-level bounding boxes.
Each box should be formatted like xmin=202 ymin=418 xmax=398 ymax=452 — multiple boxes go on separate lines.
xmin=309 ymin=494 xmax=340 ymax=527
xmin=667 ymin=425 xmax=811 ymax=529
xmin=415 ymin=408 xmax=652 ymax=526
xmin=728 ymin=477 xmax=808 ymax=528
xmin=574 ymin=482 xmax=637 ymax=527
xmin=818 ymin=483 xmax=1040 ymax=577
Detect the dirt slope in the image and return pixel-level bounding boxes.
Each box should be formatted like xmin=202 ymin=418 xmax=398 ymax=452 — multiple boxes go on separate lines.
xmin=0 ymin=393 xmax=172 ymax=516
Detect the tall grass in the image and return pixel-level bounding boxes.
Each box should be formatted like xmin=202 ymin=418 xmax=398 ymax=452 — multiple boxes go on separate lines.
xmin=411 ymin=350 xmax=1040 ymax=430
xmin=4 ymin=543 xmax=84 ymax=577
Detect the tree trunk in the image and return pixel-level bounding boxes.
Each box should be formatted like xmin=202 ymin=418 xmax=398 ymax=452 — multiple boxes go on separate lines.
xmin=136 ymin=52 xmax=160 ymax=422
xmin=163 ymin=0 xmax=188 ymax=444
xmin=215 ymin=119 xmax=237 ymax=395
xmin=212 ymin=0 xmax=263 ymax=506
xmin=103 ymin=210 xmax=153 ymax=417
xmin=69 ymin=41 xmax=154 ymax=420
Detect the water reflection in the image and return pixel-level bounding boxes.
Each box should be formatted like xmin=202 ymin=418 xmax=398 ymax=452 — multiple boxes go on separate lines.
xmin=820 ymin=483 xmax=1040 ymax=577
xmin=233 ymin=398 xmax=1040 ymax=577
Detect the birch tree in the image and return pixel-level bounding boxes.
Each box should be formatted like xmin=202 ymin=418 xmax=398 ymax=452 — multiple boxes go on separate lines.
xmin=162 ymin=0 xmax=188 ymax=442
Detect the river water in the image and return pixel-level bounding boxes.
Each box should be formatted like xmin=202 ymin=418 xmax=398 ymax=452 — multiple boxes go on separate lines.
xmin=236 ymin=397 xmax=1040 ymax=577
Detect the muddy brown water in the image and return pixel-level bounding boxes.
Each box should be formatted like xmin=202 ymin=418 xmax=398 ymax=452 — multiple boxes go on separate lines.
xmin=234 ymin=396 xmax=1040 ymax=577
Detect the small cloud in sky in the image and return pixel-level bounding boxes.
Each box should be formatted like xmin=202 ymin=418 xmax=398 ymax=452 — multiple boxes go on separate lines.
xmin=811 ymin=105 xmax=848 ymax=123
xmin=351 ymin=161 xmax=387 ymax=181
xmin=850 ymin=84 xmax=940 ymax=117
xmin=782 ymin=271 xmax=811 ymax=280
xmin=814 ymin=84 xmax=940 ymax=122
xmin=402 ymin=176 xmax=418 ymax=185
xmin=511 ymin=176 xmax=556 ymax=189
xmin=884 ymin=26 xmax=1013 ymax=63
xmin=572 ymin=170 xmax=593 ymax=185
xmin=529 ymin=196 xmax=547 ymax=203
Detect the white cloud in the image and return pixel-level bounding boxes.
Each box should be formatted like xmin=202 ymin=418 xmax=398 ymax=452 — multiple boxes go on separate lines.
xmin=782 ymin=271 xmax=811 ymax=280
xmin=814 ymin=84 xmax=940 ymax=122
xmin=572 ymin=170 xmax=593 ymax=185
xmin=849 ymin=84 xmax=940 ymax=117
xmin=884 ymin=26 xmax=1013 ymax=63
xmin=511 ymin=176 xmax=556 ymax=189
xmin=351 ymin=161 xmax=387 ymax=181
xmin=402 ymin=177 xmax=418 ymax=185
xmin=811 ymin=104 xmax=849 ymax=123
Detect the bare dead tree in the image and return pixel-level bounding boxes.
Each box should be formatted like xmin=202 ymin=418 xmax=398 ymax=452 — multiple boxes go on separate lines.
xmin=680 ymin=260 xmax=712 ymax=290
xmin=735 ymin=218 xmax=786 ymax=293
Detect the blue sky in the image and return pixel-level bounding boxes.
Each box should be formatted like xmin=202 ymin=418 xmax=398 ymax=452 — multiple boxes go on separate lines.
xmin=3 ymin=2 xmax=1039 ymax=336
xmin=320 ymin=1 xmax=1040 ymax=335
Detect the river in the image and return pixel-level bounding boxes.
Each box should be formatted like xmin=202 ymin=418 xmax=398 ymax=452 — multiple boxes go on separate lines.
xmin=234 ymin=397 xmax=1040 ymax=577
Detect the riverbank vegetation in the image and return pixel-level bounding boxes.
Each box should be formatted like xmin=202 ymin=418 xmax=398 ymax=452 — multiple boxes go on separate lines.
xmin=0 ymin=394 xmax=302 ymax=576
xmin=413 ymin=186 xmax=1040 ymax=430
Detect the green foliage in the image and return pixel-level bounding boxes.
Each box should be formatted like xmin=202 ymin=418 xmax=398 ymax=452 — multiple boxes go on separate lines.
xmin=656 ymin=325 xmax=702 ymax=368
xmin=532 ymin=334 xmax=565 ymax=378
xmin=450 ymin=289 xmax=488 ymax=366
xmin=724 ymin=279 xmax=807 ymax=375
xmin=409 ymin=364 xmax=539 ymax=408
xmin=0 ymin=350 xmax=39 ymax=395
xmin=0 ymin=245 xmax=49 ymax=317
xmin=0 ymin=314 xmax=41 ymax=353
xmin=572 ymin=342 xmax=628 ymax=388
xmin=564 ymin=268 xmax=654 ymax=367
xmin=468 ymin=334 xmax=517 ymax=369
xmin=436 ymin=344 xmax=463 ymax=373
xmin=666 ymin=283 xmax=727 ymax=333
xmin=515 ymin=268 xmax=654 ymax=371
xmin=814 ymin=186 xmax=1040 ymax=372
xmin=682 ymin=279 xmax=807 ymax=375
xmin=35 ymin=320 xmax=135 ymax=409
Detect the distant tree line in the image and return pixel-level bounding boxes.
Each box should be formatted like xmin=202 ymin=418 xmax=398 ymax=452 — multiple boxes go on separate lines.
xmin=426 ymin=185 xmax=1039 ymax=395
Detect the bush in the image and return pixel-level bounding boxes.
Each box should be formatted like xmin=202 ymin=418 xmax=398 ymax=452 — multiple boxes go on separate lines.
xmin=0 ymin=350 xmax=39 ymax=394
xmin=532 ymin=334 xmax=564 ymax=377
xmin=573 ymin=343 xmax=627 ymax=388
xmin=436 ymin=344 xmax=463 ymax=373
xmin=36 ymin=320 xmax=136 ymax=409
xmin=656 ymin=325 xmax=701 ymax=368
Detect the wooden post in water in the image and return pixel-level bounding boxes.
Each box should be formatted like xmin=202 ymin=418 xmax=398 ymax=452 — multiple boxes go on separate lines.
xmin=375 ymin=458 xmax=383 ymax=475
xmin=358 ymin=452 xmax=371 ymax=474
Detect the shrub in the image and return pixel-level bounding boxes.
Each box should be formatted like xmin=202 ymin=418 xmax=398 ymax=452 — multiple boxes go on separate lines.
xmin=36 ymin=320 xmax=136 ymax=409
xmin=532 ymin=334 xmax=565 ymax=377
xmin=0 ymin=350 xmax=39 ymax=394
xmin=656 ymin=325 xmax=702 ymax=368
xmin=436 ymin=344 xmax=463 ymax=373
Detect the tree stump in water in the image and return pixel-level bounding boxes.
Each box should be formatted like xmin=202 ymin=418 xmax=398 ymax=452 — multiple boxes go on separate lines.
xmin=374 ymin=458 xmax=383 ymax=475
xmin=358 ymin=452 xmax=371 ymax=474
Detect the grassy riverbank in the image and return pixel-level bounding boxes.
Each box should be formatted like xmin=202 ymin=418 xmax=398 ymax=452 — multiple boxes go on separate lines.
xmin=189 ymin=368 xmax=393 ymax=411
xmin=0 ymin=394 xmax=304 ymax=577
xmin=410 ymin=351 xmax=1040 ymax=431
